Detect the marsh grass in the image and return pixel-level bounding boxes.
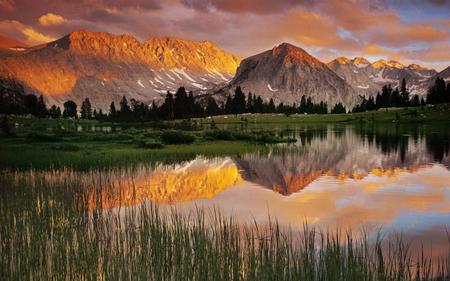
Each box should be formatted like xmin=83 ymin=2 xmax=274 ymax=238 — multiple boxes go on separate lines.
xmin=1 ymin=169 xmax=449 ymax=280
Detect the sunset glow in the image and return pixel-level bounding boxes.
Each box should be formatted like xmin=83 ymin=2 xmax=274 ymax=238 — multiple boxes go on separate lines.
xmin=0 ymin=0 xmax=449 ymax=70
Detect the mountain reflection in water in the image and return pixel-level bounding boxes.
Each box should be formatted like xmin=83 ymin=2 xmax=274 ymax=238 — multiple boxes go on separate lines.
xmin=91 ymin=125 xmax=449 ymax=212
xmin=236 ymin=126 xmax=449 ymax=195
xmin=87 ymin=157 xmax=242 ymax=209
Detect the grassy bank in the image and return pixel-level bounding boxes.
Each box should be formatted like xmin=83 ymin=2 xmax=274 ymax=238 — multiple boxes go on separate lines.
xmin=203 ymin=104 xmax=450 ymax=125
xmin=0 ymin=117 xmax=296 ymax=169
xmin=1 ymin=169 xmax=449 ymax=280
xmin=1 ymin=104 xmax=449 ymax=169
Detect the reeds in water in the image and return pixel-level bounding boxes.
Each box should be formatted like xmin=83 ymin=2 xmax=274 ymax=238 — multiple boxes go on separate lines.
xmin=1 ymin=169 xmax=449 ymax=280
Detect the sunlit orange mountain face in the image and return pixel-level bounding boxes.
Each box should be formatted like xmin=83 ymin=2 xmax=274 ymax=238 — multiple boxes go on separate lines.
xmin=3 ymin=29 xmax=448 ymax=110
xmin=0 ymin=31 xmax=240 ymax=108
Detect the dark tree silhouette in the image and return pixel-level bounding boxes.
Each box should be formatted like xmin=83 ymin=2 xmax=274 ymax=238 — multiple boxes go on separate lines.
xmin=109 ymin=102 xmax=117 ymax=118
xmin=330 ymin=103 xmax=346 ymax=114
xmin=80 ymin=98 xmax=92 ymax=119
xmin=63 ymin=100 xmax=77 ymax=118
xmin=160 ymin=91 xmax=175 ymax=120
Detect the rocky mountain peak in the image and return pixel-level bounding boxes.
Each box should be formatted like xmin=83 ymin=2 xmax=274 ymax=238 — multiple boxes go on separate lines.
xmin=0 ymin=30 xmax=241 ymax=109
xmin=226 ymin=42 xmax=358 ymax=108
xmin=143 ymin=36 xmax=240 ymax=73
xmin=371 ymin=59 xmax=405 ymax=69
xmin=407 ymin=64 xmax=430 ymax=71
xmin=271 ymin=42 xmax=326 ymax=69
xmin=334 ymin=57 xmax=351 ymax=64
xmin=352 ymin=57 xmax=370 ymax=66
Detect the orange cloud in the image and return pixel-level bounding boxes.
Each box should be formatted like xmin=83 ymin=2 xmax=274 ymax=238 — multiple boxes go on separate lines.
xmin=318 ymin=0 xmax=398 ymax=32
xmin=38 ymin=13 xmax=68 ymax=26
xmin=279 ymin=9 xmax=360 ymax=51
xmin=0 ymin=20 xmax=56 ymax=44
xmin=0 ymin=0 xmax=14 ymax=11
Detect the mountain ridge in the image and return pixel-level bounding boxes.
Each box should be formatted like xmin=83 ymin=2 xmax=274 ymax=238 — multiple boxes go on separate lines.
xmin=223 ymin=42 xmax=359 ymax=108
xmin=0 ymin=30 xmax=240 ymax=109
xmin=1 ymin=30 xmax=448 ymax=110
xmin=328 ymin=56 xmax=437 ymax=97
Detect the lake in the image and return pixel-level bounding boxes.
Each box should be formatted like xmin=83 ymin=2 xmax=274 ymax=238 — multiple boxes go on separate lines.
xmin=2 ymin=123 xmax=449 ymax=279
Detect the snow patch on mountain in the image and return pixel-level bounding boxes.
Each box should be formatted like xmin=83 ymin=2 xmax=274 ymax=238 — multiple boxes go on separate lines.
xmin=192 ymin=82 xmax=207 ymax=90
xmin=174 ymin=68 xmax=196 ymax=82
xmin=267 ymin=83 xmax=278 ymax=92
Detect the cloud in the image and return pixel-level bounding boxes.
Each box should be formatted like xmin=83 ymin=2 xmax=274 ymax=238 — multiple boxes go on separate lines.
xmin=404 ymin=42 xmax=450 ymax=62
xmin=0 ymin=0 xmax=14 ymax=11
xmin=180 ymin=0 xmax=308 ymax=14
xmin=39 ymin=13 xmax=68 ymax=26
xmin=0 ymin=0 xmax=449 ymax=70
xmin=280 ymin=10 xmax=362 ymax=51
xmin=0 ymin=20 xmax=55 ymax=44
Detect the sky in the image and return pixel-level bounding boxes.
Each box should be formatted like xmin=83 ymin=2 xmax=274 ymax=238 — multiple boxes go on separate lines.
xmin=0 ymin=0 xmax=449 ymax=70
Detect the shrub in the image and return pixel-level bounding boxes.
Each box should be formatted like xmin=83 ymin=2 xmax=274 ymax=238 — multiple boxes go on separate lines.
xmin=161 ymin=130 xmax=195 ymax=144
xmin=135 ymin=140 xmax=165 ymax=149
xmin=90 ymin=133 xmax=134 ymax=142
xmin=52 ymin=144 xmax=81 ymax=152
xmin=26 ymin=132 xmax=62 ymax=142
xmin=203 ymin=130 xmax=236 ymax=141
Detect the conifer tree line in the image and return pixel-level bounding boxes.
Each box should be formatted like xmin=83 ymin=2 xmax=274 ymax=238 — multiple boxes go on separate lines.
xmin=1 ymin=77 xmax=450 ymax=120
xmin=352 ymin=78 xmax=450 ymax=112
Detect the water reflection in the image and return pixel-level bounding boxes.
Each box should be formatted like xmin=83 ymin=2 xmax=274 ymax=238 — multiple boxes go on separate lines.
xmin=237 ymin=126 xmax=448 ymax=194
xmin=87 ymin=157 xmax=242 ymax=209
xmin=73 ymin=124 xmax=450 ymax=234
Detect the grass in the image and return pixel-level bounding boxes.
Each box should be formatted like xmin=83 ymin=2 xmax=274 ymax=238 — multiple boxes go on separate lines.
xmin=0 ymin=169 xmax=449 ymax=280
xmin=0 ymin=115 xmax=302 ymax=170
xmin=203 ymin=104 xmax=450 ymax=125
xmin=0 ymin=139 xmax=264 ymax=170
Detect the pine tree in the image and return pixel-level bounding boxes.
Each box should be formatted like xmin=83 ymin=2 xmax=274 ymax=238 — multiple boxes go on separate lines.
xmin=24 ymin=94 xmax=38 ymax=116
xmin=268 ymin=98 xmax=276 ymax=113
xmin=36 ymin=95 xmax=47 ymax=118
xmin=232 ymin=86 xmax=246 ymax=114
xmin=331 ymin=102 xmax=346 ymax=114
xmin=410 ymin=95 xmax=420 ymax=106
xmin=206 ymin=97 xmax=219 ymax=116
xmin=225 ymin=95 xmax=233 ymax=114
xmin=254 ymin=96 xmax=264 ymax=113
xmin=187 ymin=91 xmax=198 ymax=118
xmin=299 ymin=96 xmax=307 ymax=113
xmin=446 ymin=83 xmax=450 ymax=103
xmin=174 ymin=87 xmax=188 ymax=119
xmin=246 ymin=93 xmax=253 ymax=113
xmin=426 ymin=77 xmax=446 ymax=104
xmin=400 ymin=78 xmax=409 ymax=105
xmin=109 ymin=102 xmax=117 ymax=118
xmin=160 ymin=91 xmax=174 ymax=120
xmin=80 ymin=98 xmax=92 ymax=119
xmin=119 ymin=96 xmax=131 ymax=120
xmin=49 ymin=105 xmax=61 ymax=119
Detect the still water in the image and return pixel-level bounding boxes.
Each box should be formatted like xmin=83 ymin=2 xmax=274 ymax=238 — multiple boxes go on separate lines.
xmin=94 ymin=124 xmax=450 ymax=240
xmin=91 ymin=123 xmax=447 ymax=262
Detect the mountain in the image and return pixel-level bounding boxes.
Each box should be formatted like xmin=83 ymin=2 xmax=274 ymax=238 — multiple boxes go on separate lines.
xmin=222 ymin=43 xmax=358 ymax=108
xmin=0 ymin=30 xmax=240 ymax=109
xmin=328 ymin=57 xmax=437 ymax=97
xmin=429 ymin=66 xmax=450 ymax=86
